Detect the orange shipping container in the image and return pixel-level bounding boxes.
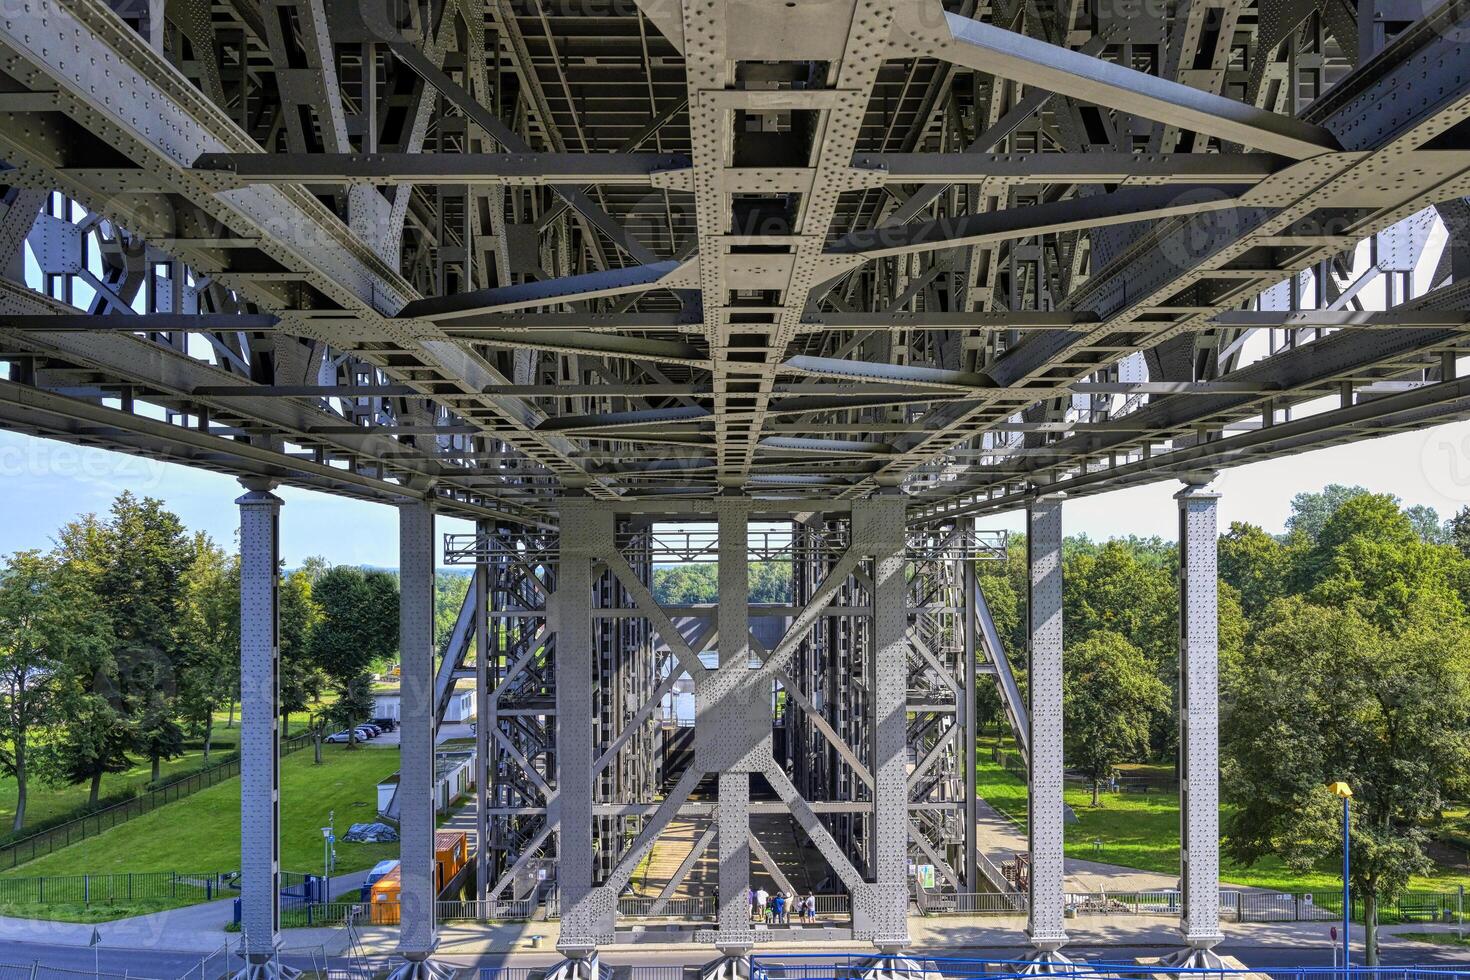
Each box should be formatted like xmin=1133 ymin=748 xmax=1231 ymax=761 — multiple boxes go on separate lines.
xmin=369 ymin=866 xmax=401 ymax=925
xmin=435 ymin=830 xmax=468 ymax=893
xmin=370 ymin=832 xmax=468 ymax=921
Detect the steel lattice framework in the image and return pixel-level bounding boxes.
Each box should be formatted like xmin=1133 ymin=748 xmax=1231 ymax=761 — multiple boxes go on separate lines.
xmin=1 ymin=0 xmax=1468 ymax=974
xmin=0 ymin=0 xmax=1467 ymax=518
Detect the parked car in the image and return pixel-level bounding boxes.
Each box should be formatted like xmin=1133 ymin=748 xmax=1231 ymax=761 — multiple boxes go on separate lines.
xmin=353 ymin=726 xmax=377 ymax=740
xmin=358 ymin=723 xmax=382 ymax=736
xmin=324 ymin=730 xmax=353 ymax=744
xmin=371 ymin=718 xmax=398 ymax=732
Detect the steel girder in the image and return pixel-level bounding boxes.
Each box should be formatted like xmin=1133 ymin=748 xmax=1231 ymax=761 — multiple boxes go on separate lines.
xmin=0 ymin=0 xmax=1466 ymax=516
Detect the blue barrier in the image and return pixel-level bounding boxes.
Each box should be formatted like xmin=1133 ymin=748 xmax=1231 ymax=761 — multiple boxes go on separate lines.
xmin=747 ymin=954 xmax=1470 ymax=980
xmin=480 ymin=960 xmax=1470 ymax=980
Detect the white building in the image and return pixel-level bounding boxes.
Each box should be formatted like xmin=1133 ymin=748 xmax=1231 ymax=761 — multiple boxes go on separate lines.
xmin=373 ymin=688 xmax=474 ymax=724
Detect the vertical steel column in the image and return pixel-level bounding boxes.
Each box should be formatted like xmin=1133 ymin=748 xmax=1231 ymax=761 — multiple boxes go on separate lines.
xmin=1026 ymin=494 xmax=1068 ymax=962
xmin=714 ymin=499 xmax=754 ymax=953
xmin=853 ymin=497 xmax=911 ymax=950
xmin=235 ymin=479 xmax=282 ymax=980
xmin=1173 ymin=481 xmax=1224 ymax=966
xmin=963 ymin=520 xmax=980 ymax=892
xmin=555 ymin=499 xmax=616 ymax=965
xmin=387 ymin=500 xmax=450 ymax=980
xmin=475 ymin=521 xmax=492 ymax=908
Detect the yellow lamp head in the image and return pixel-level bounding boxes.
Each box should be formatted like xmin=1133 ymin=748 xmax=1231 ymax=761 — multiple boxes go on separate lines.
xmin=1328 ymin=781 xmax=1353 ymax=799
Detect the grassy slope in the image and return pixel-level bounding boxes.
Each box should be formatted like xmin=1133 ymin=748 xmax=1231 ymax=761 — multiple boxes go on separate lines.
xmin=2 ymin=742 xmax=400 ymax=878
xmin=0 ymin=708 xmax=317 ymax=835
xmin=977 ymin=734 xmax=1470 ymax=892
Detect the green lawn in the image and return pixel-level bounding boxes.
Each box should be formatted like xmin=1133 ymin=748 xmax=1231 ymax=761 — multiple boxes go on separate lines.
xmin=0 ymin=898 xmax=200 ymax=922
xmin=1398 ymin=932 xmax=1470 ymax=947
xmin=978 ymin=733 xmax=1470 ymax=892
xmin=3 ymin=743 xmax=399 ymax=878
xmin=0 ymin=708 xmax=319 ymax=838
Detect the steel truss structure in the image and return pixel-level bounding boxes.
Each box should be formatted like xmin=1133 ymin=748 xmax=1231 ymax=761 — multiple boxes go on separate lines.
xmin=0 ymin=0 xmax=1467 ymax=971
xmin=440 ymin=502 xmax=1028 ymax=961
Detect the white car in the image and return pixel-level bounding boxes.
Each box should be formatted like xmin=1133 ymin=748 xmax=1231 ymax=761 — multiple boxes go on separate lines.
xmin=324 ymin=730 xmax=353 ymax=744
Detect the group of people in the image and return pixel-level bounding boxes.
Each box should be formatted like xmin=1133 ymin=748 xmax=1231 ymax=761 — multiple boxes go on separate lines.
xmin=750 ymin=887 xmax=818 ymax=924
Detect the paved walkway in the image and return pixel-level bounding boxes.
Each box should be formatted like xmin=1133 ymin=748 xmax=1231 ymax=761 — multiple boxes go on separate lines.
xmin=976 ymin=797 xmax=1188 ymax=893
xmin=974 ymin=798 xmax=1287 ymax=894
xmin=0 ymin=869 xmax=374 ymax=954
xmin=1 ymin=902 xmax=1464 ymax=962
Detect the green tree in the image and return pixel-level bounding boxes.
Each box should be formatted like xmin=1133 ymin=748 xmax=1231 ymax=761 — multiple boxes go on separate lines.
xmin=1284 ymin=484 xmax=1370 ymax=541
xmin=0 ymin=552 xmax=112 ymax=832
xmin=1448 ymin=506 xmax=1470 ymax=558
xmin=435 ymin=571 xmax=471 ymax=657
xmin=1222 ymin=597 xmax=1470 ymax=963
xmin=279 ymin=568 xmax=323 ymax=737
xmin=310 ymin=566 xmax=398 ymax=746
xmin=1063 ymin=631 xmax=1170 ymax=805
xmin=56 ymin=494 xmax=197 ymax=783
xmin=749 ymin=561 xmax=793 ymax=603
xmin=47 ymin=512 xmax=135 ymax=800
xmin=177 ymin=535 xmax=237 ymax=762
xmin=977 ymin=537 xmax=1027 ymax=659
xmin=1404 ymin=504 xmax=1447 ymax=544
xmin=1064 ymin=540 xmax=1176 ymax=667
xmin=1305 ymin=494 xmax=1467 ymax=629
xmin=104 ymin=494 xmax=195 ymax=783
xmin=653 ymin=564 xmax=718 ymax=605
xmin=1218 ymin=522 xmax=1300 ymax=623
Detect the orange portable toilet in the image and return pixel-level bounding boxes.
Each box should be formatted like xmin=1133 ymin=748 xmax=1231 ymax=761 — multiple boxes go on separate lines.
xmin=434 ymin=831 xmax=468 ymax=893
xmin=369 ymin=866 xmax=402 ymax=924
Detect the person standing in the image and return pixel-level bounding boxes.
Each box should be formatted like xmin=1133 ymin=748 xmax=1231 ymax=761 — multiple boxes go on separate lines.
xmin=755 ymin=886 xmax=769 ymax=922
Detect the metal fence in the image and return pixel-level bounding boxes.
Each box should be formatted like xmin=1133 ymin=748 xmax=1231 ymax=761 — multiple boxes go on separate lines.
xmin=814 ymin=894 xmax=850 ymax=916
xmin=0 ymin=731 xmax=315 ymax=871
xmin=280 ymin=900 xmax=365 ymax=928
xmin=1057 ymin=888 xmax=1464 ymax=925
xmin=1224 ymin=889 xmax=1464 ymax=925
xmin=438 ymin=898 xmax=536 ymax=921
xmin=917 ymin=889 xmax=1027 ymax=915
xmin=0 ymin=871 xmax=232 ymax=907
xmin=618 ymin=896 xmax=716 ymax=919
xmin=283 ymin=897 xmax=539 ymax=927
xmin=0 ymin=965 xmax=171 ymax=980
xmin=611 ymin=894 xmax=849 ymax=922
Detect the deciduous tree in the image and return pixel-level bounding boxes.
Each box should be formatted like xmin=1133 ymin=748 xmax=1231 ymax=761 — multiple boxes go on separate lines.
xmin=177 ymin=535 xmax=237 ymax=762
xmin=1222 ymin=598 xmax=1470 ymax=963
xmin=1062 ymin=631 xmax=1170 ymax=805
xmin=0 ymin=552 xmax=112 ymax=832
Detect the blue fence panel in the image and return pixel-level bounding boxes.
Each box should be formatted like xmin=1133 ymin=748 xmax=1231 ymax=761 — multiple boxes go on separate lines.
xmin=748 ymin=955 xmax=1470 ymax=980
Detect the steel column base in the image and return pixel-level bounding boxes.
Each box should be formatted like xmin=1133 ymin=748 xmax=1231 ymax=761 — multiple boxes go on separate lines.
xmin=1158 ymin=943 xmax=1226 ymax=969
xmin=384 ymin=953 xmax=456 ymax=980
xmin=231 ymin=955 xmax=302 ymax=980
xmin=701 ymin=952 xmax=750 ymax=980
xmin=546 ymin=950 xmax=600 ymax=980
xmin=860 ymin=955 xmax=938 ymax=980
xmin=1020 ymin=948 xmax=1073 ymax=974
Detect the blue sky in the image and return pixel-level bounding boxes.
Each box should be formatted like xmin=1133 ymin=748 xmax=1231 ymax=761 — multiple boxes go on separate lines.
xmin=4 ymin=419 xmax=1470 ymax=565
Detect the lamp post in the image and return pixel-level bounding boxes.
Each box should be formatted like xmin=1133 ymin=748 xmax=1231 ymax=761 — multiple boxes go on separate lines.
xmin=1329 ymin=782 xmax=1353 ymax=971
xmin=321 ymin=809 xmax=335 ymax=905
